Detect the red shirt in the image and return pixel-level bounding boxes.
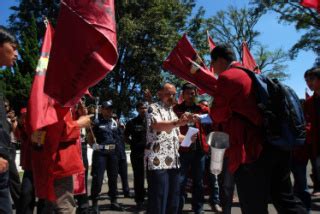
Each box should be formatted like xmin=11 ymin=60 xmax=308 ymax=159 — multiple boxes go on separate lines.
xmin=210 ymin=62 xmax=264 ymax=173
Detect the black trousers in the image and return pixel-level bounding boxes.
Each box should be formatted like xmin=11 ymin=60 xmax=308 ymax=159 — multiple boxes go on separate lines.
xmin=235 ymin=144 xmax=307 ymax=214
xmin=218 ymin=158 xmax=235 ymax=214
xmin=118 ymin=156 xmax=129 ymax=194
xmin=9 ymin=146 xmax=21 ymax=209
xmin=310 ymin=156 xmax=320 ymax=192
xmin=131 ymin=154 xmax=145 ymax=203
xmin=91 ymin=150 xmax=119 ymax=202
xmin=147 ymin=169 xmax=180 ymax=214
xmin=17 ymin=170 xmax=35 ymax=214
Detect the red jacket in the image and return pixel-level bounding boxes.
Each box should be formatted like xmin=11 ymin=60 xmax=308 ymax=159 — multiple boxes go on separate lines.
xmin=173 ymin=102 xmax=210 ymax=153
xmin=304 ymin=93 xmax=320 ymax=159
xmin=32 ymin=105 xmax=83 ymax=201
xmin=210 ymin=62 xmax=264 ymax=173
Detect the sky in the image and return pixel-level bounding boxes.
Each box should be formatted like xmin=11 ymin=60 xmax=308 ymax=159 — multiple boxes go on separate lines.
xmin=0 ymin=0 xmax=317 ymax=98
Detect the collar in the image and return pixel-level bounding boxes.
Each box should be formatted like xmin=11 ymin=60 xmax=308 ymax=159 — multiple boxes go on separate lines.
xmin=226 ymin=61 xmax=239 ymax=70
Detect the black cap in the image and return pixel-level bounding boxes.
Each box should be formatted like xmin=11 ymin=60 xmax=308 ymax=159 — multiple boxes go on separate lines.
xmin=101 ymin=100 xmax=113 ymax=109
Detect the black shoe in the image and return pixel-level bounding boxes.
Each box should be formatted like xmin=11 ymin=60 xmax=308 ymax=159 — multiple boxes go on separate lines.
xmin=136 ymin=202 xmax=145 ymax=211
xmin=124 ymin=191 xmax=133 ymax=198
xmin=110 ymin=202 xmax=125 ymax=211
xmin=92 ymin=203 xmax=100 ymax=214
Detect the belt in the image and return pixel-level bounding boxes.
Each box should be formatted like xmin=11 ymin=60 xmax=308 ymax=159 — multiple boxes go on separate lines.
xmin=95 ymin=144 xmax=116 ymax=151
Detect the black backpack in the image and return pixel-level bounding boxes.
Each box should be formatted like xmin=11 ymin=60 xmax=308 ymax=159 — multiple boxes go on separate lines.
xmin=234 ymin=66 xmax=306 ymax=150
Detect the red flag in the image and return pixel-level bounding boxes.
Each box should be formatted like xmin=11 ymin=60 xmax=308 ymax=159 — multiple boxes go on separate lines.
xmin=163 ymin=34 xmax=217 ymax=96
xmin=300 ymin=0 xmax=320 ymax=12
xmin=242 ymin=41 xmax=261 ymax=74
xmin=207 ymin=31 xmax=216 ymax=73
xmin=45 ymin=0 xmax=118 ymax=107
xmin=207 ymin=31 xmax=216 ymax=51
xmin=27 ymin=22 xmax=58 ymax=132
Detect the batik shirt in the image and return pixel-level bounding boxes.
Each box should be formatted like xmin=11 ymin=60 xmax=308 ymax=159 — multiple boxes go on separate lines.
xmin=145 ymin=102 xmax=180 ymax=170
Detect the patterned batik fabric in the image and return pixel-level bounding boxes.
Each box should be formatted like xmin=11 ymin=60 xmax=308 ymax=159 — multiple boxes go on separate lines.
xmin=145 ymin=102 xmax=181 ymax=170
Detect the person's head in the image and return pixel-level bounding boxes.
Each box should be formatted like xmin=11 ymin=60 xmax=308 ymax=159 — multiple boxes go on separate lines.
xmin=198 ymin=99 xmax=209 ymax=108
xmin=210 ymin=44 xmax=236 ymax=75
xmin=101 ymin=100 xmax=113 ymax=119
xmin=157 ymin=83 xmax=177 ymax=107
xmin=0 ymin=26 xmax=18 ymax=67
xmin=309 ymin=67 xmax=320 ymax=92
xmin=304 ymin=68 xmax=315 ymax=91
xmin=181 ymin=83 xmax=197 ymax=105
xmin=136 ymin=102 xmax=148 ymax=117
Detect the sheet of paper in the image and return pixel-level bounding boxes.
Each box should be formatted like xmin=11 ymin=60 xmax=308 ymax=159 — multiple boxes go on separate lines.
xmin=181 ymin=127 xmax=199 ymax=147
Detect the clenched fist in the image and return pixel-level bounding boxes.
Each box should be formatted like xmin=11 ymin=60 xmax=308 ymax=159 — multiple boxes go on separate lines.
xmin=77 ymin=114 xmax=94 ymax=128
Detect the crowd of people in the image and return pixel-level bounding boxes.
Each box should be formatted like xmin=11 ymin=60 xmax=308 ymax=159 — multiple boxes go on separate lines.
xmin=0 ymin=23 xmax=320 ymax=214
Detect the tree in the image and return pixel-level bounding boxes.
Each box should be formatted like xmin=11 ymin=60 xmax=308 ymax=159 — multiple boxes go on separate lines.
xmin=0 ymin=0 xmax=60 ymax=111
xmin=206 ymin=6 xmax=289 ymax=79
xmin=91 ymin=0 xmax=197 ymax=117
xmin=250 ymin=0 xmax=320 ymax=64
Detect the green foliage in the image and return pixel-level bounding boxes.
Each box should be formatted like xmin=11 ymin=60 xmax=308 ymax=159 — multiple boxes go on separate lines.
xmin=250 ymin=0 xmax=320 ymax=63
xmin=2 ymin=0 xmax=60 ymax=111
xmin=91 ymin=0 xmax=196 ymax=117
xmin=207 ymin=6 xmax=289 ymax=79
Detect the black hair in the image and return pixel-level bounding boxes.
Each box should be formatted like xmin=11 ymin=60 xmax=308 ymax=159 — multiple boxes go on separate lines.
xmin=308 ymin=67 xmax=320 ymax=79
xmin=210 ymin=44 xmax=236 ymax=63
xmin=304 ymin=67 xmax=314 ymax=78
xmin=181 ymin=83 xmax=196 ymax=92
xmin=136 ymin=102 xmax=145 ymax=110
xmin=0 ymin=26 xmax=17 ymax=45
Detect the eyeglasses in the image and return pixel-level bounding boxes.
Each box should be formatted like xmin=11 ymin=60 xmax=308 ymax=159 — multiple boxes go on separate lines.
xmin=164 ymin=92 xmax=176 ymax=97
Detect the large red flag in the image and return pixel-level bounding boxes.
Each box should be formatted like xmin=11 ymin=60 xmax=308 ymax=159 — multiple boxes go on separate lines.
xmin=242 ymin=41 xmax=261 ymax=74
xmin=163 ymin=34 xmax=217 ymax=96
xmin=207 ymin=31 xmax=216 ymax=74
xmin=44 ymin=0 xmax=118 ymax=107
xmin=300 ymin=0 xmax=320 ymax=12
xmin=28 ymin=22 xmax=58 ymax=132
xmin=207 ymin=31 xmax=216 ymax=52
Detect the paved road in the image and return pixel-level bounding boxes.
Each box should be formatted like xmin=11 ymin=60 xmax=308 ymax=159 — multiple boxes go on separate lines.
xmin=87 ymin=163 xmax=320 ymax=214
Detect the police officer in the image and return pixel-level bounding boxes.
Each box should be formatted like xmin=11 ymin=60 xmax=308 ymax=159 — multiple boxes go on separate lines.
xmin=124 ymin=102 xmax=148 ymax=210
xmin=90 ymin=100 xmax=124 ymax=213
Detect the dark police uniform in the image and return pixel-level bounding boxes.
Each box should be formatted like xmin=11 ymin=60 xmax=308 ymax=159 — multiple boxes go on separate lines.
xmin=124 ymin=115 xmax=146 ymax=204
xmin=115 ymin=126 xmax=130 ymax=196
xmin=91 ymin=115 xmax=119 ymax=204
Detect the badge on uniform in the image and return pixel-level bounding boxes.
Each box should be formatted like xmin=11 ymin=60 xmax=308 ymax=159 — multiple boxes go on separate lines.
xmin=31 ymin=130 xmax=46 ymax=146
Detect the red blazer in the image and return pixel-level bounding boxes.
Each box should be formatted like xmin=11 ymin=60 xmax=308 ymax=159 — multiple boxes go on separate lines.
xmin=304 ymin=94 xmax=320 ymax=159
xmin=32 ymin=105 xmax=83 ymax=201
xmin=210 ymin=62 xmax=264 ymax=173
xmin=173 ymin=102 xmax=210 ymax=153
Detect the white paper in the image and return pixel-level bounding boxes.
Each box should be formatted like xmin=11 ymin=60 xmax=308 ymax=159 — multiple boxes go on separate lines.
xmin=181 ymin=127 xmax=199 ymax=147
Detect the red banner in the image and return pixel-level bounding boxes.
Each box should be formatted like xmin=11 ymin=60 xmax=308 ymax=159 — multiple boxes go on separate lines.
xmin=207 ymin=31 xmax=216 ymax=74
xmin=242 ymin=41 xmax=261 ymax=74
xmin=27 ymin=22 xmax=58 ymax=132
xmin=163 ymin=34 xmax=217 ymax=96
xmin=207 ymin=31 xmax=216 ymax=52
xmin=45 ymin=0 xmax=118 ymax=106
xmin=301 ymin=0 xmax=320 ymax=12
